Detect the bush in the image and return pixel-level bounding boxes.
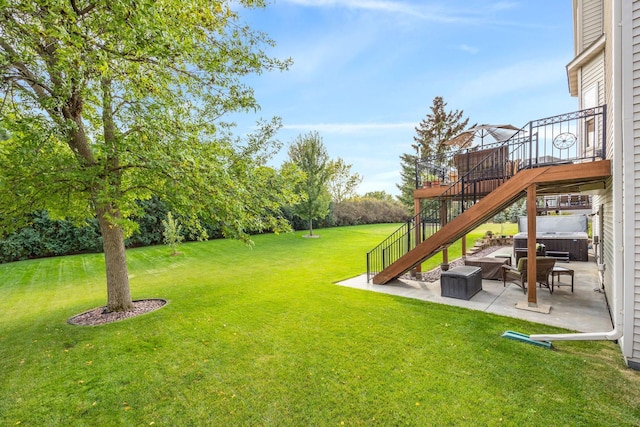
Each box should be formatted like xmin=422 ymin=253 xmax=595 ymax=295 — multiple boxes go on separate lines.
xmin=332 ymin=197 xmax=409 ymax=226
xmin=0 ymin=211 xmax=102 ymax=263
xmin=281 ymin=197 xmax=408 ymax=231
xmin=162 ymin=212 xmax=184 ymax=255
xmin=125 ymin=196 xmax=170 ymax=247
xmin=0 ymin=194 xmax=408 ymax=263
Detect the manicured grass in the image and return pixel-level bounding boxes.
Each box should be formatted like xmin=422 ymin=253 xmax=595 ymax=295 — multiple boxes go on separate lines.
xmin=1 ymin=224 xmax=639 ymax=425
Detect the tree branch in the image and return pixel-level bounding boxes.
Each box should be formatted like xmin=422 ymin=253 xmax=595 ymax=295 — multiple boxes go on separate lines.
xmin=0 ymin=38 xmax=55 ymax=101
xmin=70 ymin=0 xmax=96 ymax=17
xmin=120 ymin=125 xmax=142 ymax=139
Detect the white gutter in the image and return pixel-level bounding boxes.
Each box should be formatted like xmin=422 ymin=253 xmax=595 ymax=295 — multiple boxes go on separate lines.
xmin=531 ymin=0 xmax=625 ymax=344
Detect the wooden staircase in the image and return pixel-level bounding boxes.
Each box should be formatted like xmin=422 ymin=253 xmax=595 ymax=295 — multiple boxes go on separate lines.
xmin=371 ymin=160 xmax=611 ymax=285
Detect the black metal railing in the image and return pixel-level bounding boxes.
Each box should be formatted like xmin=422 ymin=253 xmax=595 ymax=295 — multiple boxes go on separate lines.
xmin=366 ymin=105 xmax=606 ymax=282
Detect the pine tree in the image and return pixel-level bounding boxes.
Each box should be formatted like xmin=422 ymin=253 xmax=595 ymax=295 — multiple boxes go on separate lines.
xmin=397 ymin=97 xmax=470 ymax=213
xmin=397 ymin=152 xmax=419 ymax=213
xmin=414 ymin=96 xmax=470 ymax=158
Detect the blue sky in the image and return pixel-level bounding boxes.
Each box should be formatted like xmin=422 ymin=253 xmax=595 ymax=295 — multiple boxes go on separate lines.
xmin=234 ymin=1 xmax=577 ymax=196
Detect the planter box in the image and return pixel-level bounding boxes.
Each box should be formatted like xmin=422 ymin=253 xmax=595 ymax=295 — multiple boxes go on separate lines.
xmin=440 ymin=266 xmax=482 ymax=300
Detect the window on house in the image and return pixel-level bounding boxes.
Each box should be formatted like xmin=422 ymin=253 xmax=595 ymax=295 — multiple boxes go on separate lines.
xmin=586 ymin=118 xmax=594 ymax=148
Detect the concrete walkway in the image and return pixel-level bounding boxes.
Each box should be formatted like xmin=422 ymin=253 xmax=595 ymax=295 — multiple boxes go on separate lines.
xmin=337 ymin=250 xmax=612 ymax=333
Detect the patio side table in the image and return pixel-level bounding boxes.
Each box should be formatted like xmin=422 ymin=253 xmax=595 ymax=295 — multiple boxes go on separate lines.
xmin=551 ymin=266 xmax=574 ymax=292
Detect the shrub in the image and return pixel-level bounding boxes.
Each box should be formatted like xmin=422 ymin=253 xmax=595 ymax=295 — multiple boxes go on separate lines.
xmin=0 ymin=211 xmax=102 ymax=263
xmin=162 ymin=212 xmax=184 ymax=255
xmin=332 ymin=197 xmax=409 ymax=226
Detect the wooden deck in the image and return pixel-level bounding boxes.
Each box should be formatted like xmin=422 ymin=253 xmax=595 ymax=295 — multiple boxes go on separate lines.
xmin=414 ymin=160 xmax=610 ymax=201
xmin=374 ymin=160 xmax=610 ymax=285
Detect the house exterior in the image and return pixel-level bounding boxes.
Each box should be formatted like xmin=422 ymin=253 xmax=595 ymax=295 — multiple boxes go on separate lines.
xmin=566 ymin=0 xmax=640 ymax=369
xmin=367 ymin=0 xmax=640 ymax=370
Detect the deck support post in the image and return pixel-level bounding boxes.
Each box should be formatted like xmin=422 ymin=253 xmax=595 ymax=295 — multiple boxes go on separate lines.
xmin=527 ymin=183 xmax=538 ymax=305
xmin=461 ymin=234 xmax=467 ymax=259
xmin=440 ymin=199 xmax=449 ymax=271
xmin=413 ymin=198 xmax=421 ymax=274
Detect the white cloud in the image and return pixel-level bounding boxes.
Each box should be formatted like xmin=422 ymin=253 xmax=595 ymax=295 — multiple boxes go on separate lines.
xmin=283 ymin=122 xmax=415 ymax=134
xmin=458 ymin=44 xmax=479 ymax=54
xmin=490 ymin=1 xmax=518 ymax=12
xmin=280 ymin=0 xmax=474 ymax=23
xmin=278 ymin=0 xmax=555 ymax=30
xmin=453 ymin=58 xmax=568 ymax=104
xmin=282 ymin=0 xmax=424 ymax=16
xmin=286 ymin=36 xmax=374 ymax=81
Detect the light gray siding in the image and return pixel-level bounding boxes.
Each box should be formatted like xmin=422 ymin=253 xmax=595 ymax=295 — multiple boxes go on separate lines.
xmin=580 ymin=10 xmax=609 ymax=299
xmin=581 ymin=51 xmax=605 ymax=109
xmin=601 ymin=183 xmax=614 ymax=299
xmin=631 ymin=0 xmax=640 ymax=364
xmin=582 ymin=0 xmax=603 ymax=49
xmin=598 ymin=1 xmax=613 ymax=308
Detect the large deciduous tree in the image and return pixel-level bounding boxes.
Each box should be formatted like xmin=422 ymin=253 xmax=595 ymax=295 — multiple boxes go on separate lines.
xmin=286 ymin=131 xmax=333 ymax=237
xmin=326 ymin=157 xmax=362 ymax=203
xmin=0 ymin=1 xmax=298 ymax=311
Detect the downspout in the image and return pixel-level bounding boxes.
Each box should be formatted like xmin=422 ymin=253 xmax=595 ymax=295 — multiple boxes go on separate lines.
xmin=531 ymin=0 xmax=624 ymax=343
xmin=620 ymin=0 xmax=636 ymax=361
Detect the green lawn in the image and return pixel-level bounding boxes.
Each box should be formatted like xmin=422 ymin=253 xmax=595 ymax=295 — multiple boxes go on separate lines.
xmin=1 ymin=224 xmax=638 ymax=426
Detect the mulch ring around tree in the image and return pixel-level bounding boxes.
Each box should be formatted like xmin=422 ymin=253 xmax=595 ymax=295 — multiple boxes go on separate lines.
xmin=68 ymin=299 xmax=167 ymax=326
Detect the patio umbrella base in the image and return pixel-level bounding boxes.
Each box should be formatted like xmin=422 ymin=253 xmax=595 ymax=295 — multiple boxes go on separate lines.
xmin=516 ymin=301 xmax=551 ymax=314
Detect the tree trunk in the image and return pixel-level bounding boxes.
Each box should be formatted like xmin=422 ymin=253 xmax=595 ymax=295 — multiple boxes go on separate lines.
xmin=96 ymin=204 xmax=133 ymax=312
xmin=308 ymin=218 xmax=313 ymax=236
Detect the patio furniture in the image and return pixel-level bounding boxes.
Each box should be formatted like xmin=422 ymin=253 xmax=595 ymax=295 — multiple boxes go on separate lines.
xmin=441 ymin=266 xmax=482 ymax=300
xmin=501 ymin=256 xmax=557 ymax=294
xmin=464 ymin=256 xmax=509 ymax=280
xmin=494 ymin=254 xmax=512 ymax=266
xmin=514 ymin=247 xmax=546 ymax=264
xmin=551 ymin=266 xmax=574 ymax=292
xmin=453 ymin=145 xmax=513 ymax=182
xmin=546 ymin=250 xmax=570 ymax=262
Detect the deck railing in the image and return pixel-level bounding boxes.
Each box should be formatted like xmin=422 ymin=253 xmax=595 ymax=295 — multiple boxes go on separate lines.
xmin=367 ymin=105 xmax=606 ymax=282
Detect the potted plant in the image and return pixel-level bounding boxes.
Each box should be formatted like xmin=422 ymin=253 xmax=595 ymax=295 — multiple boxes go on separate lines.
xmin=422 ymin=173 xmax=441 ymax=188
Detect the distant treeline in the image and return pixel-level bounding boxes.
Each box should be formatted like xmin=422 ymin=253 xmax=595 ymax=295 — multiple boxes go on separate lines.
xmin=0 ymin=196 xmax=408 ymax=263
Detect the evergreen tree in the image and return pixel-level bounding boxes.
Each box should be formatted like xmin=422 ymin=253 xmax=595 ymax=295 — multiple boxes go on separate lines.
xmin=396 ymin=97 xmax=470 ymax=213
xmin=414 ymin=96 xmax=470 ymax=158
xmin=397 ymin=152 xmax=419 ymax=212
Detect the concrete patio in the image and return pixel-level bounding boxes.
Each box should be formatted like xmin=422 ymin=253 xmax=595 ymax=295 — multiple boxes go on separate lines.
xmin=338 ymin=249 xmax=612 ymax=333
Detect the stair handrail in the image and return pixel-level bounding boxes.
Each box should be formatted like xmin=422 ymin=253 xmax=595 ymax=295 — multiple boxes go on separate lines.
xmin=367 ymin=127 xmax=530 ymax=282
xmin=367 ymin=105 xmax=607 ymax=282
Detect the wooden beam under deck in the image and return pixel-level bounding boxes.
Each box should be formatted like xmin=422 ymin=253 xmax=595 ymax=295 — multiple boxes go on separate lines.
xmin=413 ymin=160 xmax=611 ymax=201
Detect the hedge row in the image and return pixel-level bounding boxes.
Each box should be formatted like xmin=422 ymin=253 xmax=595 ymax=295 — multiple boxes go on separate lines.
xmin=0 ymin=211 xmax=103 ymax=263
xmin=0 ymin=197 xmax=407 ymax=263
xmin=331 ymin=198 xmax=409 ymax=227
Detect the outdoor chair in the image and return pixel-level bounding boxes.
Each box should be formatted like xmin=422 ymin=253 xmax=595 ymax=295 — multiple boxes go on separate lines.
xmin=501 ymin=256 xmax=557 ymax=294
